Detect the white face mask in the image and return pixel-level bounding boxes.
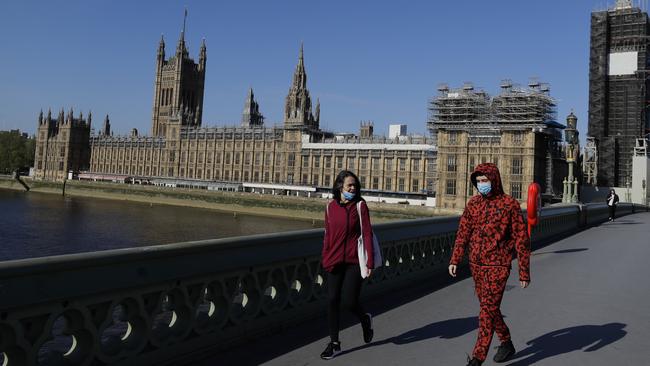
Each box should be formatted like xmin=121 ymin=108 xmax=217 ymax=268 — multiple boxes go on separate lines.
xmin=477 ymin=181 xmax=491 ymax=195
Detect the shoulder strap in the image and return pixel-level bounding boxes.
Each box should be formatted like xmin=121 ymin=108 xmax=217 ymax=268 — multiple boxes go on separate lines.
xmin=357 ymin=201 xmax=363 ymax=232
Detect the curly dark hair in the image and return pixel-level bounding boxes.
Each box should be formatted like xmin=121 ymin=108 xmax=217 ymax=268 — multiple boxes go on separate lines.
xmin=332 ymin=170 xmax=363 ymax=202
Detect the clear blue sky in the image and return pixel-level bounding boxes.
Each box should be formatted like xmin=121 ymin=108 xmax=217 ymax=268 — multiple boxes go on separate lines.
xmin=0 ymin=1 xmax=612 ymax=139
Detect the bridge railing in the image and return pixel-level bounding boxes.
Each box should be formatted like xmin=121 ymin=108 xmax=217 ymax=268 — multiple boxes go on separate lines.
xmin=0 ymin=203 xmax=646 ymax=366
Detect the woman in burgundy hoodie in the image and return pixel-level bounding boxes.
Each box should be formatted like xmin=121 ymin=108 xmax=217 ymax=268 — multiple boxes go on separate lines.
xmin=320 ymin=170 xmax=375 ymax=360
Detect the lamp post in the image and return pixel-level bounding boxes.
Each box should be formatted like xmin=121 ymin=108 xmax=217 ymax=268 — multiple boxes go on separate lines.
xmin=563 ymin=112 xmax=580 ymax=203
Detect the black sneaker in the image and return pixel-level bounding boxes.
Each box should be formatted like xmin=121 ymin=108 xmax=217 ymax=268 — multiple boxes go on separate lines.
xmin=361 ymin=313 xmax=374 ymax=343
xmin=493 ymin=340 xmax=516 ymax=363
xmin=466 ymin=356 xmax=483 ymax=366
xmin=320 ymin=341 xmax=341 ymax=360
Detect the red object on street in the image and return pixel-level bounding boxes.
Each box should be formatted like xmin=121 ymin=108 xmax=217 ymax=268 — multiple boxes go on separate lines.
xmin=527 ymin=183 xmax=541 ymax=236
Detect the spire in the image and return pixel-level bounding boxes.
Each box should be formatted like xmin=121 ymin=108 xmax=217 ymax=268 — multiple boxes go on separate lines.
xmin=47 ymin=108 xmax=52 ymax=123
xmin=292 ymin=43 xmax=307 ymax=90
xmin=242 ymin=87 xmax=264 ymax=127
xmin=158 ymin=34 xmax=165 ymax=60
xmin=87 ymin=110 xmax=92 ymax=128
xmin=284 ymin=43 xmax=316 ymax=130
xmin=38 ymin=110 xmax=43 ymax=125
xmin=315 ymin=98 xmax=320 ymax=123
xmin=199 ymin=37 xmax=207 ymax=68
xmin=182 ymin=7 xmax=187 ymax=41
xmin=177 ymin=8 xmax=188 ymax=55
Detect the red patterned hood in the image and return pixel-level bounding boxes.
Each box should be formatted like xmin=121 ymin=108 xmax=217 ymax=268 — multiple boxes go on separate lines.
xmin=470 ymin=162 xmax=504 ymax=197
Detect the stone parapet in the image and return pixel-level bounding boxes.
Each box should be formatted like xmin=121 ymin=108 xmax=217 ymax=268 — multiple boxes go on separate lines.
xmin=0 ymin=203 xmax=646 ymax=365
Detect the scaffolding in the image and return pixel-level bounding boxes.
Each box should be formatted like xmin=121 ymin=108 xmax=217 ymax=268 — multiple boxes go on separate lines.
xmin=492 ymin=79 xmax=557 ymax=127
xmin=583 ymin=136 xmax=598 ymax=185
xmin=588 ymin=4 xmax=650 ymax=186
xmin=428 ymin=79 xmax=557 ymax=133
xmin=427 ymin=82 xmax=490 ymax=135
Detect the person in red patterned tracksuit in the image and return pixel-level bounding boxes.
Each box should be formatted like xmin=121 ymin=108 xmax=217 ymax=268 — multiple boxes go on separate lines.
xmin=448 ymin=163 xmax=531 ymax=366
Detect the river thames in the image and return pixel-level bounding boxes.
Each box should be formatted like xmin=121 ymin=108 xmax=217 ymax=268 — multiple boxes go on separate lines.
xmin=0 ymin=189 xmax=317 ymax=261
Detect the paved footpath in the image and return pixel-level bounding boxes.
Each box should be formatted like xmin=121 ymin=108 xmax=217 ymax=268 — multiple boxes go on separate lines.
xmin=206 ymin=212 xmax=650 ymax=366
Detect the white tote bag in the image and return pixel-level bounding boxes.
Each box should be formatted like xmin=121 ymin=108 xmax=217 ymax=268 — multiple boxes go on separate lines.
xmin=356 ymin=202 xmax=383 ymax=278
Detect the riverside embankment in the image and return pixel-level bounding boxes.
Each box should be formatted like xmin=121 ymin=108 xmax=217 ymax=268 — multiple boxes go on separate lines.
xmin=0 ymin=177 xmax=442 ymax=222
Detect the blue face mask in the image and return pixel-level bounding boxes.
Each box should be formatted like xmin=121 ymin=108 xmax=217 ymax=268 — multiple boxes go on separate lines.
xmin=477 ymin=182 xmax=491 ymax=195
xmin=342 ymin=191 xmax=356 ymax=201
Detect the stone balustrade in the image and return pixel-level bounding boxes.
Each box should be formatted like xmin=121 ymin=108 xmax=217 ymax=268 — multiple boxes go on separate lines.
xmin=0 ymin=203 xmax=646 ymax=366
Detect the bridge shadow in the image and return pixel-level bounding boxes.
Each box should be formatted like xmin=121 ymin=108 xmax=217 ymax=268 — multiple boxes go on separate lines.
xmin=506 ymin=323 xmax=627 ymax=365
xmin=338 ymin=316 xmax=478 ymax=356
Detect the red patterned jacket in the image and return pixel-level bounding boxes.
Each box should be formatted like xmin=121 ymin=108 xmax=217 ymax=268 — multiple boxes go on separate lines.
xmin=449 ymin=163 xmax=531 ymax=281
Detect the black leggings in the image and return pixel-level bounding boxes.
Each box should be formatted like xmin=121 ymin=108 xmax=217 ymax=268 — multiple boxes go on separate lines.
xmin=327 ymin=264 xmax=366 ymax=342
xmin=609 ymin=205 xmax=616 ymax=219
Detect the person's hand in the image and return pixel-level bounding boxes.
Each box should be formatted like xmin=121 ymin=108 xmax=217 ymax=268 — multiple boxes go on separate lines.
xmin=367 ymin=268 xmax=373 ymax=277
xmin=520 ymin=281 xmax=529 ymax=288
xmin=448 ymin=264 xmax=457 ymax=277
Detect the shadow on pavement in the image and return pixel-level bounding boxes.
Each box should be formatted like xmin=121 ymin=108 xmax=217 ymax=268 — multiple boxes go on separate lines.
xmin=533 ymin=248 xmax=589 ymax=256
xmin=203 ymin=269 xmax=466 ymax=365
xmin=338 ymin=316 xmax=478 ymax=357
xmin=506 ymin=323 xmax=627 ymax=366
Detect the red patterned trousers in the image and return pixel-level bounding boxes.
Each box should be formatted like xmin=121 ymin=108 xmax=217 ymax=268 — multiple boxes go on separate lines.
xmin=470 ymin=263 xmax=511 ymax=361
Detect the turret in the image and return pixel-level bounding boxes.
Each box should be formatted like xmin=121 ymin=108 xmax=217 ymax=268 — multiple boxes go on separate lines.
xmin=102 ymin=114 xmax=111 ymax=136
xmin=57 ymin=109 xmax=64 ymax=126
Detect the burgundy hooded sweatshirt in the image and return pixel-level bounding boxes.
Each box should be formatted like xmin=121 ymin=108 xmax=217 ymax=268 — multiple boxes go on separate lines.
xmin=450 ymin=163 xmax=531 ymax=281
xmin=321 ymin=199 xmax=374 ymax=272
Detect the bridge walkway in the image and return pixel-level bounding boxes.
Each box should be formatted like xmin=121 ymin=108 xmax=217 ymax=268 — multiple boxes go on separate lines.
xmin=207 ymin=212 xmax=650 ymax=365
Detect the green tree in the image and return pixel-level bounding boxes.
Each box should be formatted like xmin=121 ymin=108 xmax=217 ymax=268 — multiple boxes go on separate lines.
xmin=0 ymin=130 xmax=36 ymax=174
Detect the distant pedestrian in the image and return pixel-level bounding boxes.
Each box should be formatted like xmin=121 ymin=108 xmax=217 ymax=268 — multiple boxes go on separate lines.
xmin=448 ymin=163 xmax=531 ymax=366
xmin=606 ymin=189 xmax=619 ymax=221
xmin=320 ymin=170 xmax=375 ymax=360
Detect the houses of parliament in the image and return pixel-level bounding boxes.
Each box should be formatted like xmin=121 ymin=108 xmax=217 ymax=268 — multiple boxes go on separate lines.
xmin=33 ymin=20 xmax=569 ymax=209
xmin=33 ymin=25 xmax=438 ymax=200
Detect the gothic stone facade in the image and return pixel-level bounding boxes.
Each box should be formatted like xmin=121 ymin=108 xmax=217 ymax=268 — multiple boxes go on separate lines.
xmin=34 ymin=33 xmax=437 ymax=196
xmin=430 ymin=82 xmax=567 ymax=210
xmin=33 ymin=109 xmax=90 ymax=181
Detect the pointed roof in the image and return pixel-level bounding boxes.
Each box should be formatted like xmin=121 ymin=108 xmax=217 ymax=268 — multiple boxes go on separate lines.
xmin=177 ymin=8 xmax=188 ymax=54
xmin=292 ymin=43 xmax=307 ymax=90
